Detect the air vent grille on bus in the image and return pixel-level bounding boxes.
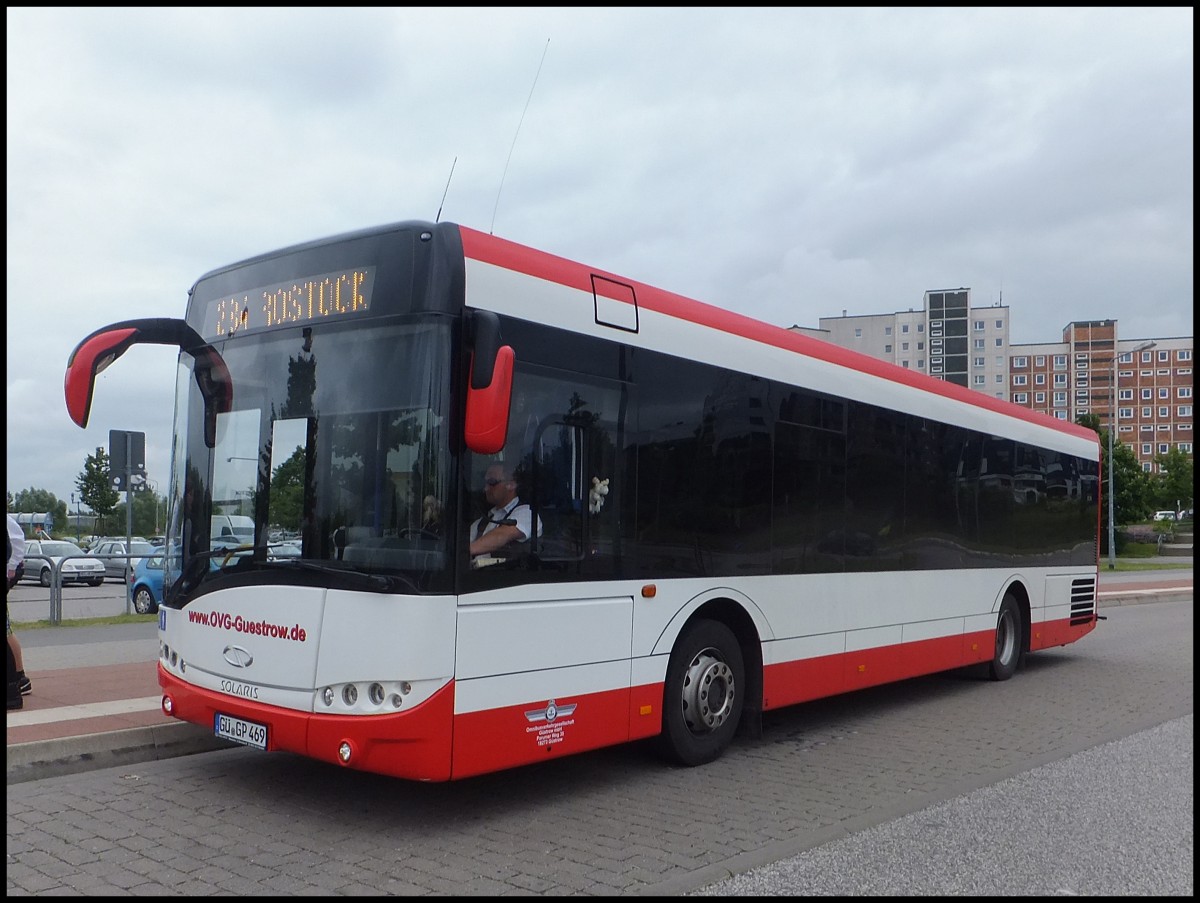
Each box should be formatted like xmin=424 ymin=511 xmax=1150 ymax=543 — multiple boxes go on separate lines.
xmin=1070 ymin=577 xmax=1097 ymax=625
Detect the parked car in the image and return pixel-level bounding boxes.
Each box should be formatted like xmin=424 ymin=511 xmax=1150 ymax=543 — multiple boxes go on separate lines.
xmin=22 ymin=540 xmax=106 ymax=587
xmin=1153 ymin=510 xmax=1179 ymax=522
xmin=89 ymin=539 xmax=157 ymax=581
xmin=129 ymin=547 xmax=166 ymax=614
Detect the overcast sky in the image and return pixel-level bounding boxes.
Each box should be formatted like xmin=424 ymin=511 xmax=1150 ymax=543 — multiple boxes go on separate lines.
xmin=6 ymin=7 xmax=1194 ymax=510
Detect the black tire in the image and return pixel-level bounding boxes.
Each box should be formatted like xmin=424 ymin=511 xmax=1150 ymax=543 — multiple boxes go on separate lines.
xmin=132 ymin=586 xmax=157 ymax=615
xmin=988 ymin=592 xmax=1023 ymax=681
xmin=88 ymin=578 xmax=104 ymax=587
xmin=657 ymin=619 xmax=745 ymax=767
xmin=38 ymin=567 xmax=52 ymax=588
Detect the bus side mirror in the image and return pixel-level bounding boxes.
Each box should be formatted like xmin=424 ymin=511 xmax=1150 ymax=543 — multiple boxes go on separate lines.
xmin=464 ymin=309 xmax=513 ymax=454
xmin=465 ymin=345 xmax=514 ymax=454
xmin=64 ymin=318 xmax=232 ymax=447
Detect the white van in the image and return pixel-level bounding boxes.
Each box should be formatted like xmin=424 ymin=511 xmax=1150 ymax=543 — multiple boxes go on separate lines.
xmin=211 ymin=514 xmax=256 ymax=543
xmin=1152 ymin=510 xmax=1178 ymax=522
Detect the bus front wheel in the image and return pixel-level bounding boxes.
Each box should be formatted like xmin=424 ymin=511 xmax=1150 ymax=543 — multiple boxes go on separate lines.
xmin=657 ymin=619 xmax=745 ymax=767
xmin=988 ymin=593 xmax=1023 ymax=681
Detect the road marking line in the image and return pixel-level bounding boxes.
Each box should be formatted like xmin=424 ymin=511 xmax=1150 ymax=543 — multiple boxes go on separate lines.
xmin=7 ymin=696 xmax=163 ymax=727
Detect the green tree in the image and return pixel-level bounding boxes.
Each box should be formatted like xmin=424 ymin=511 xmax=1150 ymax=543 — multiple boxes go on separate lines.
xmin=268 ymin=447 xmax=305 ymax=531
xmin=1152 ymin=447 xmax=1194 ymax=515
xmin=1106 ymin=430 xmax=1155 ymax=525
xmin=77 ymin=447 xmax=121 ymax=535
xmin=109 ymin=489 xmax=167 ymax=538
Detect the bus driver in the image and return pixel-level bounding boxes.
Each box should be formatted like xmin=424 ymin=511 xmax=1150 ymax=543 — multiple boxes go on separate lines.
xmin=468 ymin=462 xmax=541 ymax=563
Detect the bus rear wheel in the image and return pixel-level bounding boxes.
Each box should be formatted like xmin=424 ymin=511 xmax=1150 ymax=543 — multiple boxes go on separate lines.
xmin=988 ymin=593 xmax=1023 ymax=681
xmin=657 ymin=619 xmax=744 ymax=767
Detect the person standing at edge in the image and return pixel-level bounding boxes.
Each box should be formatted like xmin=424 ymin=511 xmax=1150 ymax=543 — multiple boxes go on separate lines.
xmin=7 ymin=511 xmax=30 ymax=708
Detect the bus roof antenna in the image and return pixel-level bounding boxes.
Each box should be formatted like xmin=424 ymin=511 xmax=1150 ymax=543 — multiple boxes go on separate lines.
xmin=490 ymin=38 xmax=550 ymax=235
xmin=435 ymin=156 xmax=457 ymax=223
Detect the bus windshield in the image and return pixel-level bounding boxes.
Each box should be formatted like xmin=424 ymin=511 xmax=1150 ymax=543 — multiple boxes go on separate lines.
xmin=163 ymin=316 xmax=454 ymax=601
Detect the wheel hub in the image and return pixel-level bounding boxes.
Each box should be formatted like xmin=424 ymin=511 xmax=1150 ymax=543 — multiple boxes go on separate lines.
xmin=681 ymin=649 xmax=736 ymax=732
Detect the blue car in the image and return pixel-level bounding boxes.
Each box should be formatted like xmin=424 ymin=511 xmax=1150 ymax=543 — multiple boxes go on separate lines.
xmin=129 ymin=547 xmax=165 ymax=614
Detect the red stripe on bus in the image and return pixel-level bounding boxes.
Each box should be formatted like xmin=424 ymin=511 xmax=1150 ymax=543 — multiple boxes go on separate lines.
xmin=459 ymin=225 xmax=1098 ymax=447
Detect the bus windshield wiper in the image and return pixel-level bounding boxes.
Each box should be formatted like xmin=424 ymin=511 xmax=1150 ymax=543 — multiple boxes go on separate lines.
xmin=259 ymin=557 xmax=418 ymax=593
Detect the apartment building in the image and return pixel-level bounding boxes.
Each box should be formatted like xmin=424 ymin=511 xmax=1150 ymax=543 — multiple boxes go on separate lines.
xmin=793 ymin=294 xmax=1193 ymax=473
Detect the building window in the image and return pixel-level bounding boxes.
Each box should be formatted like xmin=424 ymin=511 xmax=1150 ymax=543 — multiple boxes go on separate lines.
xmin=1179 ymin=405 xmax=1193 ymax=417
xmin=854 ymin=328 xmax=862 ymax=337
xmin=1035 ymin=355 xmax=1046 ymax=366
xmin=884 ymin=326 xmax=892 ymax=335
xmin=973 ymin=375 xmax=985 ymax=386
xmin=995 ymin=319 xmax=1003 ymax=328
xmin=1119 ymin=406 xmax=1134 ymax=419
xmin=1142 ymin=406 xmax=1153 ymax=417
xmin=1158 ymin=407 xmax=1170 ymax=417
xmin=1054 ymin=355 xmax=1067 ymax=369
xmin=1053 ymin=392 xmax=1067 ymax=405
xmin=901 ymin=361 xmax=909 ymax=368
xmin=885 ymin=344 xmax=892 ymax=353
xmin=973 ymin=339 xmax=985 ymax=350
xmin=1159 ymin=444 xmax=1170 ymax=454
xmin=995 ymin=338 xmax=1003 ymax=347
xmin=1035 ymin=373 xmax=1046 ymax=385
xmin=973 ymin=356 xmax=984 ymax=367
xmin=1178 ymin=350 xmax=1191 ymax=361
xmin=902 ymin=342 xmax=909 ymax=351
xmin=1013 ymin=374 xmax=1028 ymax=386
xmin=1054 ymin=411 xmax=1067 ymax=420
xmin=1140 ymin=351 xmax=1154 ymax=363
xmin=1013 ymin=392 xmax=1028 ymax=403
xmin=1054 ymin=374 xmax=1067 ymax=387
xmin=1013 ymin=356 xmax=1028 ymax=368
xmin=917 ymin=360 xmax=925 ymax=369
xmin=917 ymin=324 xmax=924 ymax=333
xmin=1157 ymin=388 xmax=1170 ymax=399
xmin=1179 ymin=442 xmax=1192 ymax=452
xmin=1119 ymin=389 xmax=1133 ymax=401
xmin=1141 ymin=389 xmax=1153 ymax=400
xmin=917 ymin=342 xmax=924 ymax=351
xmin=901 ymin=324 xmax=909 ymax=333
xmin=1177 ymin=388 xmax=1192 ymax=399
xmin=1141 ymin=444 xmax=1152 ymax=455
xmin=1035 ymin=392 xmax=1046 ymax=403
xmin=995 ymin=374 xmax=1003 ymax=383
xmin=1157 ymin=350 xmax=1170 ymax=363
xmin=973 ymin=320 xmax=985 ymax=331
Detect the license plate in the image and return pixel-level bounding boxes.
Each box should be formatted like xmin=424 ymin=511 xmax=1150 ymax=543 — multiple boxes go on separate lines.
xmin=214 ymin=713 xmax=268 ymax=750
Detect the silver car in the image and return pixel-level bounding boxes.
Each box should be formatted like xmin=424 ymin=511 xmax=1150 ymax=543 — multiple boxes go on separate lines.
xmin=23 ymin=540 xmax=106 ymax=587
xmin=88 ymin=539 xmax=157 ymax=581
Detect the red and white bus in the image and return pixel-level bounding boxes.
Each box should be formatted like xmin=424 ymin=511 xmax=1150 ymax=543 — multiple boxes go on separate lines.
xmin=65 ymin=220 xmax=1102 ymax=781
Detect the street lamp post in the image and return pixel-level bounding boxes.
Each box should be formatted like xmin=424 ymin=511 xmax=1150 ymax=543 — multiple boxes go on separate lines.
xmin=1108 ymin=340 xmax=1156 ymax=570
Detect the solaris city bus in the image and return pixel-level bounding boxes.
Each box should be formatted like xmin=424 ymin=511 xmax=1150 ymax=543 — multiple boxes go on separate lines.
xmin=65 ymin=220 xmax=1102 ymax=781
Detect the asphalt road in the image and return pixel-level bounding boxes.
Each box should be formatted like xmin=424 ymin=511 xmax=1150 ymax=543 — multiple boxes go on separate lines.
xmin=5 ymin=597 xmax=1192 ymax=895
